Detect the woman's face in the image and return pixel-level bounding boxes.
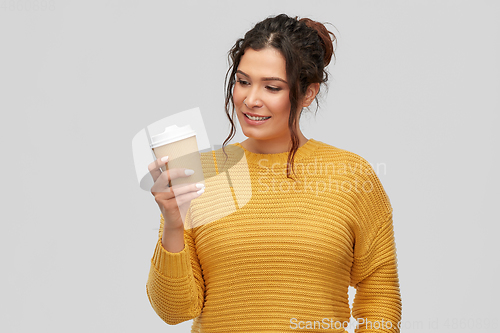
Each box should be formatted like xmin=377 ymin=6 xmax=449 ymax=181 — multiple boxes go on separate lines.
xmin=233 ymin=47 xmax=298 ymax=144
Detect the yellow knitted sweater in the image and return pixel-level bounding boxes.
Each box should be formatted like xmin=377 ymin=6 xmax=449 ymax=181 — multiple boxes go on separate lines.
xmin=146 ymin=138 xmax=402 ymax=332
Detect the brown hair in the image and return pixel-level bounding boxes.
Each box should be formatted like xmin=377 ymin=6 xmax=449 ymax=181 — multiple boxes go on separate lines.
xmin=223 ymin=14 xmax=337 ymax=179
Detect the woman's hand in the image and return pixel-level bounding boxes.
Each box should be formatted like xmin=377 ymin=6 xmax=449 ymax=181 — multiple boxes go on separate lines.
xmin=149 ymin=156 xmax=205 ymax=230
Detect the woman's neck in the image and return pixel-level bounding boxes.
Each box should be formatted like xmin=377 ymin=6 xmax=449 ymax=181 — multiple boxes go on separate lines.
xmin=240 ymin=132 xmax=309 ymax=154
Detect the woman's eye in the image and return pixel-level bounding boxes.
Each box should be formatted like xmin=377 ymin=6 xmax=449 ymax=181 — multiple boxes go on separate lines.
xmin=267 ymin=86 xmax=281 ymax=92
xmin=236 ymin=79 xmax=280 ymax=92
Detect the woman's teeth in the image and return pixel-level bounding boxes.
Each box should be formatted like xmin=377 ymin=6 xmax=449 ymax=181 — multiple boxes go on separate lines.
xmin=245 ymin=113 xmax=271 ymax=121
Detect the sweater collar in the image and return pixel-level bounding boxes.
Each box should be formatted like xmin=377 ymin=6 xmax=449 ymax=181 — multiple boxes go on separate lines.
xmin=230 ymin=138 xmax=322 ymax=166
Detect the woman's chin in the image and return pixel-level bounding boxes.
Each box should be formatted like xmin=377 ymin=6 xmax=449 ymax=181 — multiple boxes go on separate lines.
xmin=240 ymin=129 xmax=267 ymax=141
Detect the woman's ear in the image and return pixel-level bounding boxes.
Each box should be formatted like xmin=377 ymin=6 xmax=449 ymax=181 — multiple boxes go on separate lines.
xmin=302 ymin=83 xmax=320 ymax=108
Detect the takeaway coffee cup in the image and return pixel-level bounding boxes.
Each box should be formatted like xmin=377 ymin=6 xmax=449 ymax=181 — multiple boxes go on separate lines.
xmin=150 ymin=124 xmax=204 ymax=187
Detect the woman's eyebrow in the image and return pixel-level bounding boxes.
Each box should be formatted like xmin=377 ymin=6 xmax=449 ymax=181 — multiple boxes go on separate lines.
xmin=236 ymin=70 xmax=288 ymax=84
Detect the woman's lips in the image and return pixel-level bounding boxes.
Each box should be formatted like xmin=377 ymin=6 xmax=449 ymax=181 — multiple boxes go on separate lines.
xmin=244 ymin=111 xmax=271 ymax=118
xmin=242 ymin=111 xmax=271 ymax=125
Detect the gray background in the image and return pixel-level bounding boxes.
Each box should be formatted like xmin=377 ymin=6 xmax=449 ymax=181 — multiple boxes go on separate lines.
xmin=1 ymin=0 xmax=499 ymax=332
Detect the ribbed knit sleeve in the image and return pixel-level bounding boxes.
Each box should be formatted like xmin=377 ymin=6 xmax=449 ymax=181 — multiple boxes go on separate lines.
xmin=145 ymin=210 xmax=205 ymax=325
xmin=349 ymin=157 xmax=402 ymax=332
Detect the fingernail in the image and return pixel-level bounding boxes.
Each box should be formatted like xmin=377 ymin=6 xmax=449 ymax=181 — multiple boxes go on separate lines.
xmin=196 ymin=183 xmax=205 ymax=189
xmin=185 ymin=169 xmax=195 ymax=176
xmin=196 ymin=188 xmax=205 ymax=195
xmin=161 ymin=156 xmax=169 ymax=163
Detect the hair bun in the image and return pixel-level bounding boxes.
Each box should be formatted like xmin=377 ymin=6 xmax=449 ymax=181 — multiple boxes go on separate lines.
xmin=298 ymin=18 xmax=336 ymax=66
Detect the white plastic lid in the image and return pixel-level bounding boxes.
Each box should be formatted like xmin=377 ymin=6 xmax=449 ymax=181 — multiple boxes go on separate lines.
xmin=150 ymin=124 xmax=196 ymax=148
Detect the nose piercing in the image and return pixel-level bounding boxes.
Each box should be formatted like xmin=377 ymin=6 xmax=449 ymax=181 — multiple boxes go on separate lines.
xmin=243 ymin=99 xmax=248 ymax=107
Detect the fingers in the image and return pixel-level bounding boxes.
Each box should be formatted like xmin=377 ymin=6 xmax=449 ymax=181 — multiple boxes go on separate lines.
xmin=148 ymin=156 xmax=169 ymax=183
xmin=152 ymin=176 xmax=203 ymax=195
xmin=170 ymin=185 xmax=205 ymax=207
xmin=151 ymin=168 xmax=198 ymax=193
xmin=153 ymin=182 xmax=205 ymax=212
xmin=148 ymin=156 xmax=196 ymax=185
xmin=171 ymin=182 xmax=205 ymax=197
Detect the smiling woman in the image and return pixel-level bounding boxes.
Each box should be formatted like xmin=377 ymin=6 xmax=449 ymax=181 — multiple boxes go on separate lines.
xmin=233 ymin=48 xmax=310 ymax=152
xmin=146 ymin=13 xmax=402 ymax=333
xmin=223 ymin=15 xmax=332 ymax=177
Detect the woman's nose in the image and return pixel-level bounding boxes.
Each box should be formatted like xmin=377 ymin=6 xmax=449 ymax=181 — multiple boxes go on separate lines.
xmin=245 ymin=87 xmax=263 ymax=108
